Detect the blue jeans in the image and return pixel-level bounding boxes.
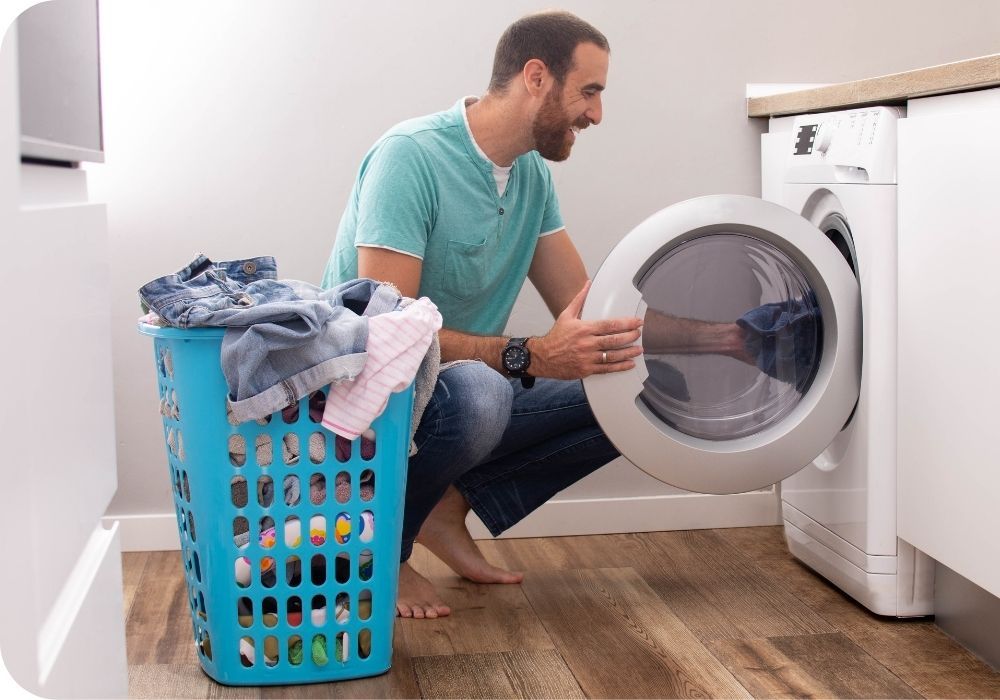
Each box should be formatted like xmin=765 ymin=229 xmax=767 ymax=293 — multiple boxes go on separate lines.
xmin=400 ymin=361 xmax=618 ymax=561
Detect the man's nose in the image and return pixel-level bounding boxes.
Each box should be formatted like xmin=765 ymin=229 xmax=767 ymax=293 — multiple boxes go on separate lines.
xmin=586 ymin=95 xmax=603 ymax=126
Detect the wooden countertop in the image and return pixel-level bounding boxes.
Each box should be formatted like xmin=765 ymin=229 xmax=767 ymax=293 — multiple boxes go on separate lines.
xmin=747 ymin=53 xmax=1000 ymax=117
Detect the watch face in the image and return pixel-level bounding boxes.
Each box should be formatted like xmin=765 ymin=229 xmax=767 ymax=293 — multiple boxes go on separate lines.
xmin=503 ymin=345 xmax=530 ymax=372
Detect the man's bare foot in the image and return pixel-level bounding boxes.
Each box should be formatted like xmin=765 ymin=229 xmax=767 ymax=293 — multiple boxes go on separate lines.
xmin=416 ymin=486 xmax=524 ymax=585
xmin=396 ymin=562 xmax=451 ymax=619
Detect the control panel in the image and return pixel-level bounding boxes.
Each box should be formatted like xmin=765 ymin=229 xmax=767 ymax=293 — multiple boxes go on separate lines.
xmin=786 ymin=106 xmax=903 ymax=184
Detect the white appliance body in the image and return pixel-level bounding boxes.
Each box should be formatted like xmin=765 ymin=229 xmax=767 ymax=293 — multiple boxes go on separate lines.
xmin=765 ymin=107 xmax=934 ymax=617
xmin=583 ymin=105 xmax=933 ymax=618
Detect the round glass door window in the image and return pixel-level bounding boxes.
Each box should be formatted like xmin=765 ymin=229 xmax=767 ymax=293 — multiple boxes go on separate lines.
xmin=638 ymin=233 xmax=821 ymax=441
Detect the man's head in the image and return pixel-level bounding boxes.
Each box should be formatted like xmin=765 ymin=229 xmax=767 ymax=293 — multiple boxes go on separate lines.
xmin=488 ymin=11 xmax=610 ymax=162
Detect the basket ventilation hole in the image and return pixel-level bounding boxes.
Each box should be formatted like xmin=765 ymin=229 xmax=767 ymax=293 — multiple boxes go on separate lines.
xmin=282 ymin=433 xmax=299 ymax=466
xmin=309 ymin=432 xmax=326 ymax=463
xmin=334 ymin=472 xmax=349 ymax=504
xmin=237 ymin=597 xmax=253 ymax=628
xmin=262 ymin=596 xmax=277 ymax=628
xmin=336 ymin=552 xmax=351 ymax=584
xmin=228 ymin=435 xmax=247 ymax=468
xmin=336 ymin=592 xmax=350 ymax=624
xmin=311 ymin=595 xmax=327 ymax=626
xmin=311 ymin=473 xmax=327 ymax=506
xmin=284 ymin=474 xmax=300 ymax=506
xmin=358 ymin=629 xmax=372 ymax=660
xmin=359 ymin=550 xmax=373 ymax=582
xmin=284 ymin=516 xmax=301 ymax=548
xmin=359 ymin=589 xmax=372 ymax=621
xmin=257 ymin=476 xmax=274 ymax=508
xmin=311 ymin=554 xmax=326 ymax=585
xmin=360 ymin=469 xmax=375 ymax=502
xmin=233 ymin=516 xmax=249 ymax=549
xmin=231 ymin=476 xmax=248 ymax=508
xmin=259 ymin=516 xmax=275 ymax=549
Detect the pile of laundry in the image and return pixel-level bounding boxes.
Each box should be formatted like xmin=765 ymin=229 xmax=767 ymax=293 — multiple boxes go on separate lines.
xmin=138 ymin=254 xmax=443 ymax=448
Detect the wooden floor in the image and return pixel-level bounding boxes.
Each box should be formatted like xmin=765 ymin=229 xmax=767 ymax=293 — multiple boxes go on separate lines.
xmin=124 ymin=526 xmax=1000 ymax=699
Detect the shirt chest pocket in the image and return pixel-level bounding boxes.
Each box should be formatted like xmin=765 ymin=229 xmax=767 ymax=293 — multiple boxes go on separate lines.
xmin=442 ymin=237 xmax=491 ymax=300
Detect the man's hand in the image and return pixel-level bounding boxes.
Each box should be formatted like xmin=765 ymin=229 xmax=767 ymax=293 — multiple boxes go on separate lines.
xmin=530 ymin=281 xmax=643 ymax=379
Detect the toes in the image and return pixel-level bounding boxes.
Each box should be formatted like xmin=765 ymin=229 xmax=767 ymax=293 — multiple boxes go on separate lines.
xmin=396 ymin=603 xmax=412 ymax=618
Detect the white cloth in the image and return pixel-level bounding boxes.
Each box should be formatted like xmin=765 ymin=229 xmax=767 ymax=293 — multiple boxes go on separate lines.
xmin=322 ymin=297 xmax=442 ymax=440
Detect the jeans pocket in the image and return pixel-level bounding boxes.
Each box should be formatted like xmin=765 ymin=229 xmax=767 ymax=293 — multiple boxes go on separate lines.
xmin=442 ymin=238 xmax=488 ymax=300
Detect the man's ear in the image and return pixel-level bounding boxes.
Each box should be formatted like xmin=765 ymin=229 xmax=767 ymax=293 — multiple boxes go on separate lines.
xmin=522 ymin=59 xmax=548 ymax=97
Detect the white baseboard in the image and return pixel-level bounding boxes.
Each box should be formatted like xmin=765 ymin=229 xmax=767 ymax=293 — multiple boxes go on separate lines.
xmin=107 ymin=491 xmax=779 ymax=553
xmin=467 ymin=491 xmax=780 ymax=539
xmin=107 ymin=513 xmax=180 ymax=552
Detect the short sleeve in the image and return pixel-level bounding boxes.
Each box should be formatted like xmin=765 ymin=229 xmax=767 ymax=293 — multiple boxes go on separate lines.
xmin=538 ymin=163 xmax=564 ymax=236
xmin=355 ymin=135 xmax=437 ymax=258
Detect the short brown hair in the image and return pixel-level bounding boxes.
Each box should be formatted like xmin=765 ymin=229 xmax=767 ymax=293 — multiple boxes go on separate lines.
xmin=487 ymin=10 xmax=609 ymax=93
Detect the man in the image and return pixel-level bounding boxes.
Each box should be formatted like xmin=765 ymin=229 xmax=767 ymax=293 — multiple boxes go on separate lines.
xmin=323 ymin=10 xmax=643 ymax=619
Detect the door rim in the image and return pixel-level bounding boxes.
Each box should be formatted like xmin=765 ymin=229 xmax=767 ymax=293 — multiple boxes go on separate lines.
xmin=582 ymin=194 xmax=861 ymax=494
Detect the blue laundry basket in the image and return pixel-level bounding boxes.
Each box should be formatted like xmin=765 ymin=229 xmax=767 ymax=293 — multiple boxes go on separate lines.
xmin=139 ymin=323 xmax=412 ymax=686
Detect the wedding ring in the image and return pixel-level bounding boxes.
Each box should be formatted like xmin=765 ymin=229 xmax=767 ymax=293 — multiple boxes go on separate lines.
xmin=602 ymin=351 xmax=608 ymax=364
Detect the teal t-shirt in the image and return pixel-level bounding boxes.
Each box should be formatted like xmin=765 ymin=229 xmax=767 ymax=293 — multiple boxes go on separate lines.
xmin=321 ymin=98 xmax=564 ymax=335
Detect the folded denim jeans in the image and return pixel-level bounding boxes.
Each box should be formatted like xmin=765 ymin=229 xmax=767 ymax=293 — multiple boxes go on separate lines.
xmin=139 ymin=254 xmax=401 ymax=423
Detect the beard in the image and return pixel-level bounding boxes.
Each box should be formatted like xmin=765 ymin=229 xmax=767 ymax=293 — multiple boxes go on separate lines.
xmin=532 ymin=86 xmax=577 ymax=162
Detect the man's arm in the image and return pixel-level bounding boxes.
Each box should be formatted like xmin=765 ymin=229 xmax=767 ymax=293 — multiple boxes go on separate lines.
xmin=359 ymin=235 xmax=643 ymax=380
xmin=526 ymin=230 xmax=643 ymax=378
xmin=357 ymin=246 xmax=509 ymax=371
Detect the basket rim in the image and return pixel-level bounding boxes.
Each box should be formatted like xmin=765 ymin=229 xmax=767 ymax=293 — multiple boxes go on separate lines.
xmin=138 ymin=322 xmax=227 ymax=339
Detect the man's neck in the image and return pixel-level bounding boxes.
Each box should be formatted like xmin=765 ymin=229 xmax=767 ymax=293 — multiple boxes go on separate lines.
xmin=465 ymin=94 xmax=533 ymax=168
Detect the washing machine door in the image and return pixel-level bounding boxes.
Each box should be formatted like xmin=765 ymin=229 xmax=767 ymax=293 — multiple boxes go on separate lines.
xmin=582 ymin=194 xmax=860 ymax=494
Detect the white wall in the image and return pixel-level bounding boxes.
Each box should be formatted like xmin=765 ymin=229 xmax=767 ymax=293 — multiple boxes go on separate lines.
xmin=89 ymin=0 xmax=1000 ymax=544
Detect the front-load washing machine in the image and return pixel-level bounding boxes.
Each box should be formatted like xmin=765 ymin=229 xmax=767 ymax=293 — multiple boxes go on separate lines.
xmin=583 ymin=105 xmax=934 ymax=617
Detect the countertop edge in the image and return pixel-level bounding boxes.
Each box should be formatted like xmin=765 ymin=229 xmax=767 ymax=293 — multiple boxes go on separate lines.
xmin=747 ymin=54 xmax=1000 ymax=118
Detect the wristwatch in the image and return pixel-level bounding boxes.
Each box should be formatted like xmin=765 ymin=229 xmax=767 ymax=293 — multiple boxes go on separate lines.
xmin=501 ymin=337 xmax=535 ymax=388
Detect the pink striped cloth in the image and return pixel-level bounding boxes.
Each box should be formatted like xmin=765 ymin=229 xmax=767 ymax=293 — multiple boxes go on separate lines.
xmin=322 ymin=297 xmax=442 ymax=440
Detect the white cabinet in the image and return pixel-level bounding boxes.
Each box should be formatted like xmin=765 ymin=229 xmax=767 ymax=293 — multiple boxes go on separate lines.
xmin=897 ymin=88 xmax=1000 ymax=598
xmin=0 ymin=11 xmax=127 ymax=698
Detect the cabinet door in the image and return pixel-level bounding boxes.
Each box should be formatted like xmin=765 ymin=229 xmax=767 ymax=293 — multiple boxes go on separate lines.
xmin=897 ymin=90 xmax=1000 ymax=598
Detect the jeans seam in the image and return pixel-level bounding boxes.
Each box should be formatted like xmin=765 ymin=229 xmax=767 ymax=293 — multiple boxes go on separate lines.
xmin=456 ymin=484 xmax=503 ymax=537
xmin=510 ymin=400 xmax=589 ymax=418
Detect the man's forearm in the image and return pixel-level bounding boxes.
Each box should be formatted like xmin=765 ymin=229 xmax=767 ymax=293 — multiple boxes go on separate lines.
xmin=439 ymin=328 xmax=509 ymax=373
xmin=642 ymin=309 xmax=747 ymax=359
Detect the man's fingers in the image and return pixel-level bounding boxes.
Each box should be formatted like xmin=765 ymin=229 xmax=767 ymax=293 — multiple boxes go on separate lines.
xmin=589 ymin=316 xmax=643 ymax=335
xmin=595 ymin=357 xmax=638 ymax=374
xmin=597 ymin=329 xmax=642 ymax=350
xmin=592 ymin=346 xmax=643 ymax=374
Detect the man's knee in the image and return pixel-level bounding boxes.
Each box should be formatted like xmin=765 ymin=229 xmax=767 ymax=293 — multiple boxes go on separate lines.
xmin=439 ymin=362 xmax=513 ymax=448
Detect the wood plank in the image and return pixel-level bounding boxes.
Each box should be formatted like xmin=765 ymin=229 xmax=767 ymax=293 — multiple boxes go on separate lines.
xmin=126 ymin=550 xmax=200 ymax=665
xmin=401 ymin=543 xmax=556 ymax=656
xmin=522 ymin=567 xmax=751 ymax=698
xmin=129 ymin=663 xmax=259 ymax=699
xmin=637 ymin=529 xmax=835 ymax=642
xmin=709 ymin=633 xmax=921 ymax=699
xmin=122 ymin=551 xmax=152 ymax=619
xmin=768 ymin=632 xmax=920 ymax=698
xmin=482 ymin=533 xmax=620 ymax=571
xmin=412 ymin=649 xmax=585 ymax=699
xmin=714 ymin=529 xmax=1000 ymax=697
xmin=705 ymin=636 xmax=841 ymax=699
xmin=398 ymin=575 xmax=555 ymax=657
xmin=888 ymin=658 xmax=1000 ymax=699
